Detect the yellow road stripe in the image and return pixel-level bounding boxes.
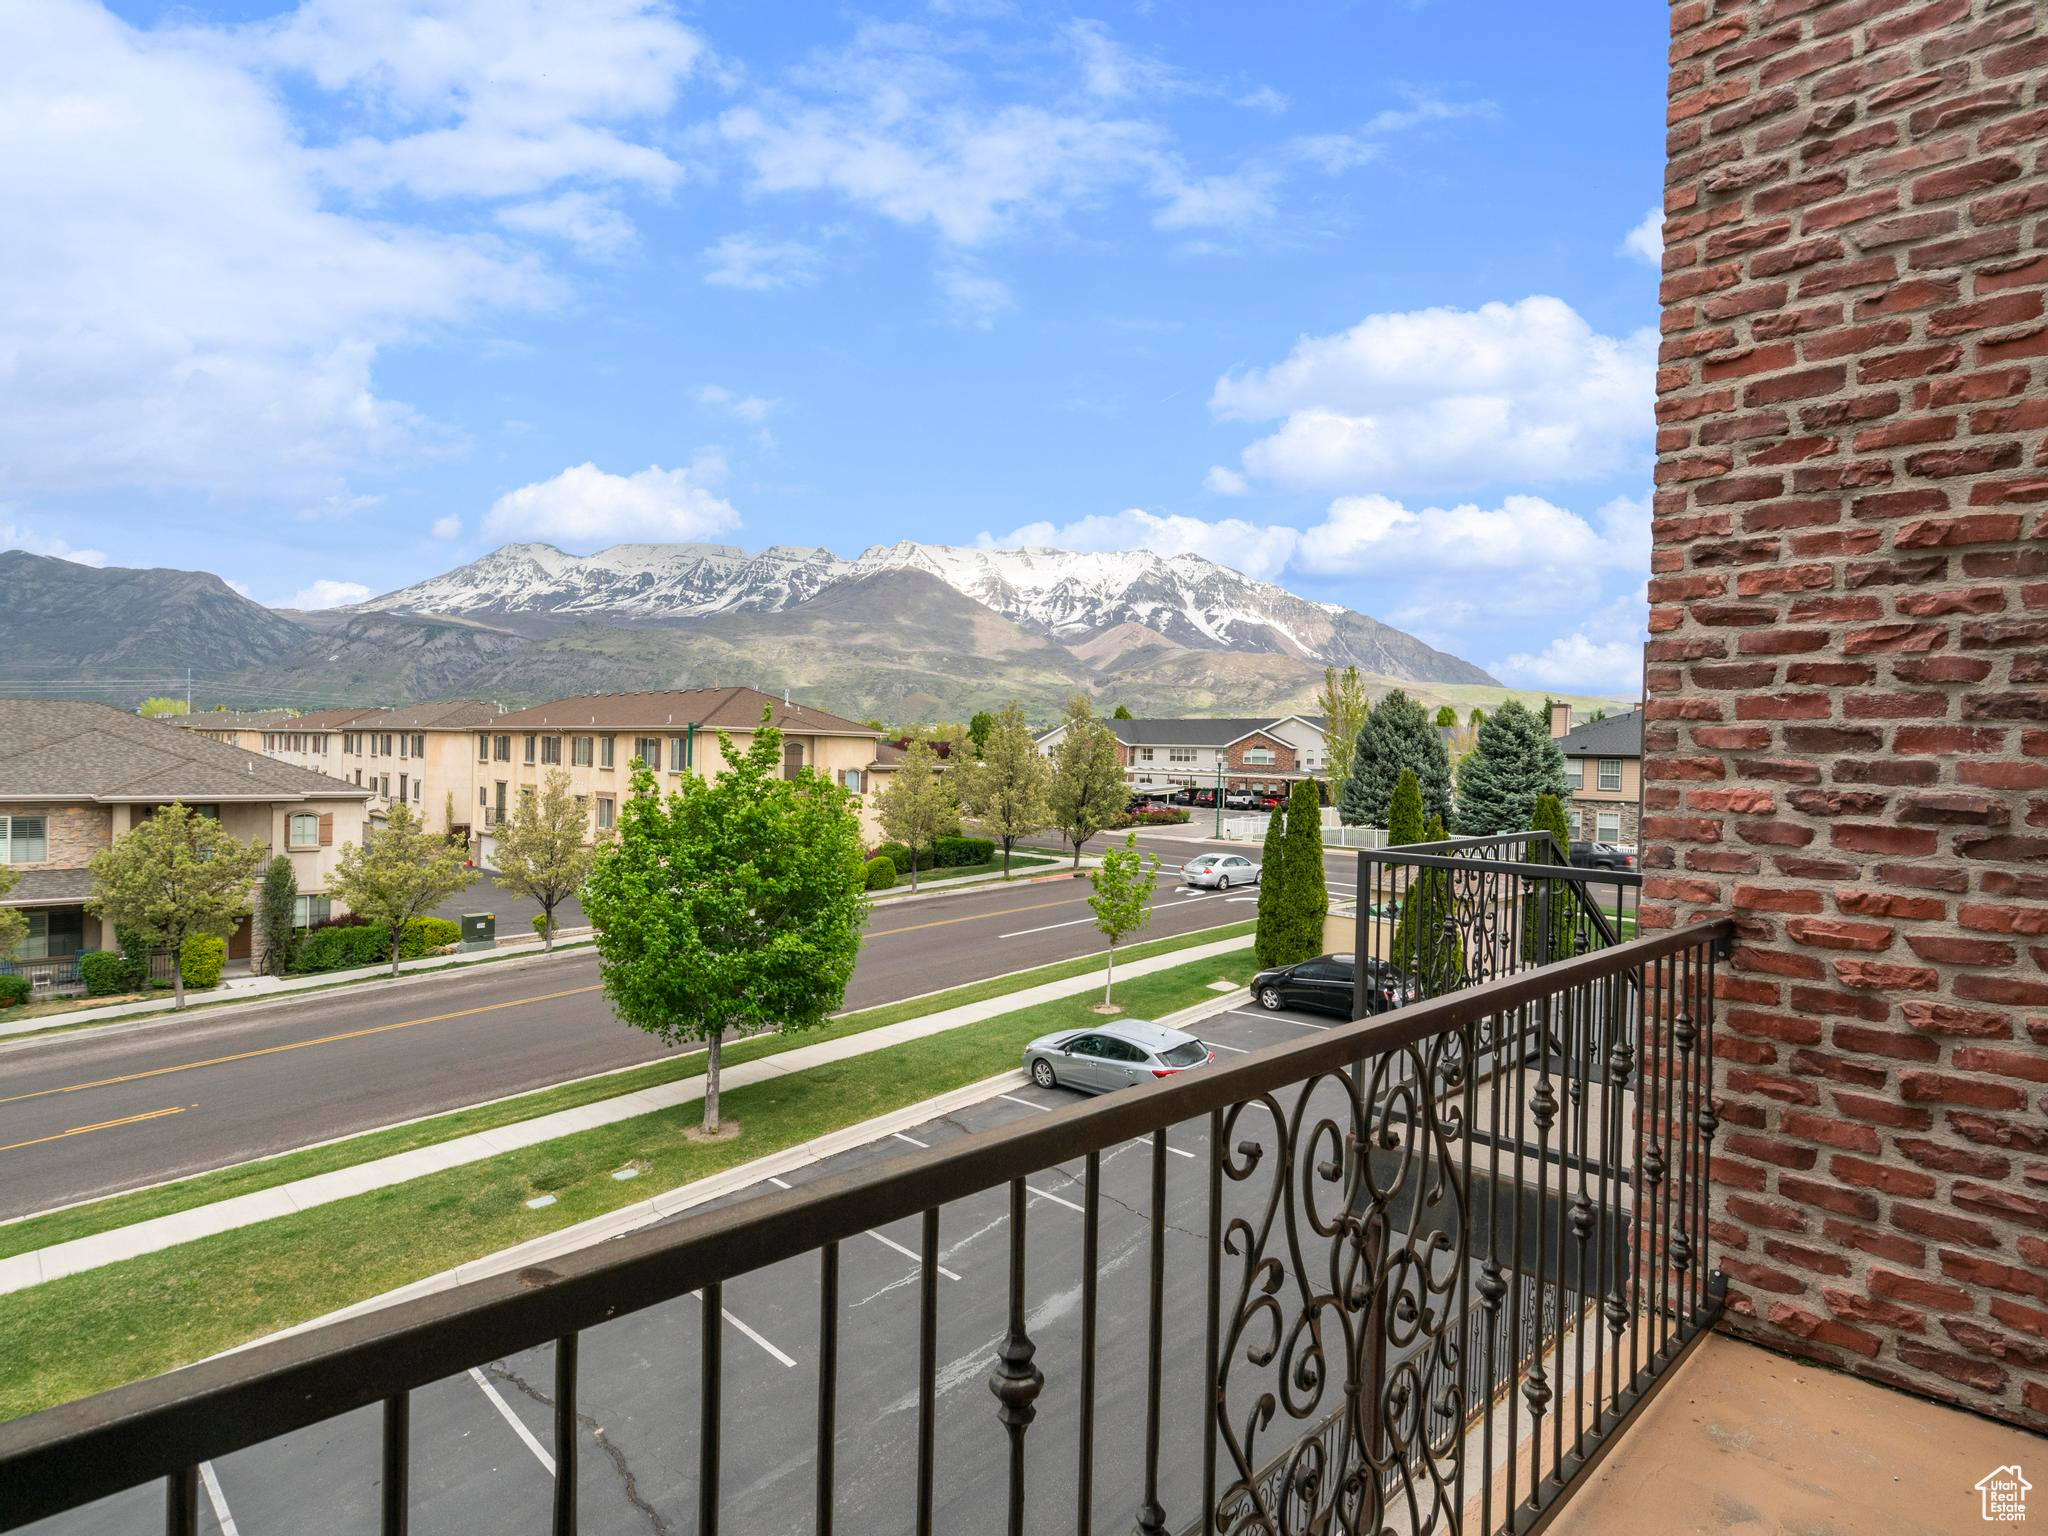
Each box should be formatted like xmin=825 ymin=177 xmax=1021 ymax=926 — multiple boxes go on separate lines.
xmin=0 ymin=1106 xmax=187 ymax=1155
xmin=0 ymin=985 xmax=604 ymax=1108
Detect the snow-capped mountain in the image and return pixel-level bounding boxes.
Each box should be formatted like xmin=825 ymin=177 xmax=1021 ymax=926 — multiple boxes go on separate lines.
xmin=357 ymin=540 xmax=1497 ymax=685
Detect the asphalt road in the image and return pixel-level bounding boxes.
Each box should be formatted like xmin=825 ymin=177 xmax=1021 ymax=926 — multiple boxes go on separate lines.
xmin=21 ymin=994 xmax=1371 ymax=1536
xmin=0 ymin=831 xmax=1362 ymax=1220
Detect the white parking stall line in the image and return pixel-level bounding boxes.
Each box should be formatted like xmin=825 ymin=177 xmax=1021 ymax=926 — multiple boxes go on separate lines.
xmin=470 ymin=1368 xmax=556 ymax=1475
xmin=1229 ymin=1007 xmax=1330 ymax=1031
xmin=1025 ymin=1183 xmax=1085 ymax=1213
xmin=199 ymin=1463 xmax=240 ymax=1536
xmin=766 ymin=1175 xmax=792 ymax=1189
xmin=998 ymin=1093 xmax=1053 ymax=1113
xmin=869 ymin=1229 xmax=961 ymax=1280
xmin=1203 ymin=1040 xmax=1250 ymax=1053
xmin=685 ymin=1291 xmax=798 ymax=1368
xmin=892 ymin=1131 xmax=930 ymax=1148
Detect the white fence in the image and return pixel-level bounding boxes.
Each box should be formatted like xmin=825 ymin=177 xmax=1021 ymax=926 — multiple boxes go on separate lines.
xmin=1217 ymin=812 xmax=1386 ymax=850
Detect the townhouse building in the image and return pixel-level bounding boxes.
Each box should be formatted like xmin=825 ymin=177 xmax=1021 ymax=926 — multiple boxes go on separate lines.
xmin=1549 ymin=703 xmax=1641 ymax=848
xmin=1033 ymin=714 xmax=1332 ymax=802
xmin=333 ymin=700 xmax=504 ymax=834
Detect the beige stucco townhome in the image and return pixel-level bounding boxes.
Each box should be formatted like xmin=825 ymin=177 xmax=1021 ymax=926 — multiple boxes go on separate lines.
xmin=332 ymin=699 xmax=505 ymax=835
xmin=1 ymin=700 xmax=374 ymax=991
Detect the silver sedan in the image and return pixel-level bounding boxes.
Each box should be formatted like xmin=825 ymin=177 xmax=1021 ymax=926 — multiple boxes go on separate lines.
xmin=1023 ymin=1019 xmax=1215 ymax=1094
xmin=1181 ymin=852 xmax=1260 ymax=889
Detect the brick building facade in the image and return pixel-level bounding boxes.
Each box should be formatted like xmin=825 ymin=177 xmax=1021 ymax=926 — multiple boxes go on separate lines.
xmin=1651 ymin=0 xmax=2047 ymax=1431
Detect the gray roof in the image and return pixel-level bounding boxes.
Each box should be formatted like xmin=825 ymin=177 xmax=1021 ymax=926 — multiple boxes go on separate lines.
xmin=1557 ymin=709 xmax=1643 ymax=759
xmin=0 ymin=868 xmax=93 ymax=906
xmin=167 ymin=709 xmax=298 ymax=731
xmin=347 ymin=699 xmax=503 ymax=731
xmin=1079 ymin=716 xmax=1321 ymax=748
xmin=0 ymin=700 xmax=373 ymax=803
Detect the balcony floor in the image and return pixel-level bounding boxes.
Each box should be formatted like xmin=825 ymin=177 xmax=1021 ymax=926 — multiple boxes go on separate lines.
xmin=1543 ymin=1333 xmax=2036 ymax=1535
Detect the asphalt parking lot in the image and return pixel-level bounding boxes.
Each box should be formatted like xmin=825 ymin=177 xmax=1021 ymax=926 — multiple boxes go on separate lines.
xmin=25 ymin=992 xmax=1362 ymax=1536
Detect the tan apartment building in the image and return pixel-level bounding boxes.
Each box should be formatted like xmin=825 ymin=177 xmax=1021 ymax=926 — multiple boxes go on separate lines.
xmin=476 ymin=687 xmax=888 ymax=851
xmin=1 ymin=700 xmax=374 ymax=988
xmin=1549 ymin=703 xmax=1640 ymax=848
xmin=170 ymin=706 xmax=379 ymax=790
xmin=334 ymin=700 xmax=504 ymax=835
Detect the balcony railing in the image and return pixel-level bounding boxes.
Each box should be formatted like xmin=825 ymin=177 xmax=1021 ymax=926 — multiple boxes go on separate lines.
xmin=0 ymin=907 xmax=1730 ymax=1536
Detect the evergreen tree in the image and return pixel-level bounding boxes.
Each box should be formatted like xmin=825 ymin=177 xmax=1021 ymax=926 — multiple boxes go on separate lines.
xmin=1453 ymin=700 xmax=1571 ymax=836
xmin=1391 ymin=814 xmax=1466 ymax=995
xmin=1340 ymin=688 xmax=1452 ymax=829
xmin=1274 ymin=779 xmax=1328 ymax=965
xmin=1253 ymin=797 xmax=1290 ymax=968
xmin=1433 ymin=705 xmax=1458 ymax=729
xmin=1522 ymin=792 xmax=1578 ymax=962
xmin=1111 ymin=703 xmax=1134 ymax=720
xmin=258 ymin=855 xmax=299 ymax=976
xmin=1386 ymin=769 xmax=1425 ymax=848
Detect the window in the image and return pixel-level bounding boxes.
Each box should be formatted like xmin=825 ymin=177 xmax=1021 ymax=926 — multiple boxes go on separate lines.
xmin=782 ymin=741 xmax=804 ymax=779
xmin=478 ymin=733 xmax=490 ymax=763
xmin=572 ymin=736 xmax=593 ymax=767
xmin=292 ymin=895 xmax=332 ymax=929
xmin=398 ymin=774 xmax=409 ymax=804
xmin=1597 ymin=811 xmax=1622 ymax=843
xmin=634 ymin=737 xmax=661 ymax=770
xmin=670 ymin=736 xmax=690 ymax=772
xmin=288 ymin=813 xmax=320 ymax=849
xmin=1139 ymin=747 xmax=1154 ymax=762
xmin=1566 ymin=758 xmax=1584 ymax=788
xmin=494 ymin=734 xmax=511 ymax=762
xmin=1598 ymin=758 xmax=1623 ymax=792
xmin=595 ymin=796 xmax=615 ymax=831
xmin=600 ymin=736 xmax=615 ymax=770
xmin=1242 ymin=746 xmax=1276 ymax=766
xmin=379 ymin=776 xmax=390 ymax=798
xmin=414 ymin=778 xmax=423 ymax=803
xmin=1168 ymin=747 xmax=1197 ymax=763
xmin=315 ymin=735 xmax=328 ymax=756
xmin=0 ymin=816 xmax=47 ymax=864
xmin=398 ymin=734 xmax=409 ymax=759
xmin=19 ymin=908 xmax=84 ymax=960
xmin=841 ymin=768 xmax=864 ymax=792
xmin=541 ymin=735 xmax=561 ymax=765
xmin=523 ymin=734 xmax=537 ymax=765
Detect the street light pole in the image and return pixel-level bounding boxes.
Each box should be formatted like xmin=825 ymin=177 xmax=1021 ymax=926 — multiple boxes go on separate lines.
xmin=1214 ymin=761 xmax=1223 ymax=839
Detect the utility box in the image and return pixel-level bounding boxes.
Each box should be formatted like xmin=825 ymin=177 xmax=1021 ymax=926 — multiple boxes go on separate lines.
xmin=461 ymin=912 xmax=496 ymax=951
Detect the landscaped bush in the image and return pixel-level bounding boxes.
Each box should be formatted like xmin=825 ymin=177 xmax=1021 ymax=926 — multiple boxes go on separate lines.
xmin=401 ymin=916 xmax=462 ymax=957
xmin=1111 ymin=806 xmax=1192 ymax=829
xmin=931 ymin=835 xmax=996 ymax=868
xmin=863 ymin=855 xmax=898 ymax=891
xmin=872 ymin=841 xmax=914 ymax=876
xmin=0 ymin=975 xmax=30 ymax=1009
xmin=179 ymin=934 xmax=227 ymax=991
xmin=294 ymin=921 xmax=389 ymax=974
xmin=77 ymin=950 xmax=140 ymax=996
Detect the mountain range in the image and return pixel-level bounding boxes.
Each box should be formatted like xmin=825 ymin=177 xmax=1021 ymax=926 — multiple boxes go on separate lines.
xmin=0 ymin=540 xmax=1510 ymax=720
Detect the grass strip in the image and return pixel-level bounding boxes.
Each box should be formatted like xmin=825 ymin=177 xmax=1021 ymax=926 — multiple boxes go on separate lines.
xmin=0 ymin=919 xmax=1254 ymax=1262
xmin=0 ymin=947 xmax=1258 ymax=1420
xmin=886 ymin=851 xmax=1058 ymax=886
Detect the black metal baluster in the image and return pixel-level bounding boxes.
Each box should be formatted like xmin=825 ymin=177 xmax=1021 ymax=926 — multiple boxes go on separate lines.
xmin=1672 ymin=947 xmax=1697 ymax=1335
xmin=1478 ymin=1001 xmax=1506 ymax=1536
xmin=1454 ymin=1013 xmax=1476 ymax=1526
xmin=917 ymin=1208 xmax=939 ymax=1536
xmin=1136 ymin=1129 xmax=1169 ymax=1536
xmin=1701 ymin=939 xmax=1721 ymax=1317
xmin=1078 ymin=1152 xmax=1100 ymax=1536
xmin=989 ymin=1180 xmax=1044 ymax=1536
xmin=1629 ymin=954 xmax=1649 ymax=1392
xmin=553 ymin=1334 xmax=578 ymax=1536
xmin=1525 ymin=898 xmax=1555 ymax=1509
xmin=700 ymin=1286 xmax=721 ymax=1536
xmin=1504 ymin=994 xmax=1527 ymax=1520
xmin=1649 ymin=954 xmax=1671 ymax=1362
xmin=165 ymin=1467 xmax=198 ymax=1536
xmin=1203 ymin=1113 xmax=1222 ymax=1536
xmin=817 ymin=1243 xmax=838 ymax=1536
xmin=1570 ymin=959 xmax=1594 ymax=1462
xmin=382 ymin=1392 xmax=410 ymax=1536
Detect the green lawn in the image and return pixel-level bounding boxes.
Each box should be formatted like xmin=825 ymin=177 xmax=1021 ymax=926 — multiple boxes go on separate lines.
xmin=0 ymin=918 xmax=1255 ymax=1263
xmin=0 ymin=945 xmax=1259 ymax=1421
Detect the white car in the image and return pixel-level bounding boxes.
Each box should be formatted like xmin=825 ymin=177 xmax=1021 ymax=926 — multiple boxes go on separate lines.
xmin=1182 ymin=852 xmax=1260 ymax=890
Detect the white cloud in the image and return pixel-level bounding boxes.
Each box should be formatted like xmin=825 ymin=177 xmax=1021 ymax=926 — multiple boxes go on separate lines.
xmin=223 ymin=577 xmax=255 ymax=598
xmin=288 ymin=578 xmax=373 ymax=610
xmin=1495 ymin=587 xmax=1647 ymax=696
xmin=1235 ymin=85 xmax=1290 ymax=116
xmin=1295 ymin=491 xmax=1648 ymax=579
xmin=0 ymin=513 xmax=108 ymax=567
xmin=984 ymin=507 xmax=1299 ymax=582
xmin=1622 ymin=206 xmax=1664 ymax=265
xmin=483 ymin=460 xmax=740 ymax=545
xmin=430 ymin=514 xmax=462 ymax=539
xmin=692 ymin=385 xmax=777 ymax=425
xmin=496 ymin=190 xmax=637 ymax=258
xmin=937 ymin=265 xmax=1016 ymax=328
xmin=1060 ymin=20 xmax=1182 ymax=103
xmin=1204 ymin=466 xmax=1249 ymax=496
xmin=1212 ymin=296 xmax=1656 ymax=492
xmin=1289 ymin=91 xmax=1496 ymax=174
xmin=1152 ymin=168 xmax=1279 ymax=231
xmin=702 ymin=233 xmax=824 ymax=291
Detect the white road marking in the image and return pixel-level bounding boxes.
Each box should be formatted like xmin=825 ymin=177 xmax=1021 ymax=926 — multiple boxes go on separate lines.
xmin=869 ymin=1228 xmax=961 ymax=1280
xmin=892 ymin=1131 xmax=930 ymax=1148
xmin=470 ymin=1368 xmax=555 ymax=1475
xmin=1203 ymin=1040 xmax=1250 ymax=1053
xmin=998 ymin=914 xmax=1102 ymax=938
xmin=1229 ymin=1007 xmax=1330 ymax=1031
xmin=685 ymin=1291 xmax=798 ymax=1368
xmin=1025 ymin=1183 xmax=1085 ymax=1213
xmin=199 ymin=1463 xmax=240 ymax=1536
xmin=1000 ymin=1088 xmax=1192 ymax=1155
xmin=766 ymin=1175 xmax=792 ymax=1189
xmin=998 ymin=1093 xmax=1052 ymax=1112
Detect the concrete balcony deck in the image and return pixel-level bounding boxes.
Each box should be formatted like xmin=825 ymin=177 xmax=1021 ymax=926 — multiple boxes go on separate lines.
xmin=1543 ymin=1333 xmax=2037 ymax=1535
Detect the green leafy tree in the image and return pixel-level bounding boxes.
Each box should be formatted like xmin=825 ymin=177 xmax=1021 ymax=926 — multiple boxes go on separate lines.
xmin=1088 ymin=833 xmax=1159 ymax=1008
xmin=1454 ymin=700 xmax=1571 ymax=836
xmin=1316 ymin=665 xmax=1371 ymax=819
xmin=87 ymin=802 xmax=267 ymax=1008
xmin=138 ymin=697 xmax=189 ymax=717
xmin=257 ymin=855 xmax=300 ymax=976
xmin=1111 ymin=703 xmax=1134 ymax=720
xmin=1386 ymin=769 xmax=1425 ymax=848
xmin=330 ymin=802 xmax=477 ymax=977
xmin=1468 ymin=707 xmax=1486 ymax=729
xmin=581 ymin=716 xmax=867 ymax=1136
xmin=955 ymin=701 xmax=1050 ymax=876
xmin=0 ymin=867 xmax=24 ymax=960
xmin=873 ymin=739 xmax=958 ymax=889
xmin=967 ymin=710 xmax=995 ymax=758
xmin=1275 ymin=779 xmax=1328 ymax=965
xmin=1341 ymin=689 xmax=1452 ymax=829
xmin=1434 ymin=706 xmax=1458 ymax=729
xmin=1392 ymin=814 xmax=1466 ymax=995
xmin=495 ymin=768 xmax=604 ymax=950
xmin=1047 ymin=696 xmax=1125 ymax=869
xmin=1522 ymin=792 xmax=1578 ymax=962
xmin=1253 ymin=797 xmax=1291 ymax=968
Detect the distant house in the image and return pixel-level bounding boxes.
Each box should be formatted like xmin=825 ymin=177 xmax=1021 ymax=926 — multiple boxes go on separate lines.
xmin=2 ymin=700 xmax=374 ymax=988
xmin=1551 ymin=704 xmax=1642 ymax=847
xmin=1034 ymin=715 xmax=1332 ymax=801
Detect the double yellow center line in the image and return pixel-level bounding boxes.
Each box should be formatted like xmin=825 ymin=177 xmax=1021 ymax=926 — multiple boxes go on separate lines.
xmin=0 ymin=1105 xmax=187 ymax=1155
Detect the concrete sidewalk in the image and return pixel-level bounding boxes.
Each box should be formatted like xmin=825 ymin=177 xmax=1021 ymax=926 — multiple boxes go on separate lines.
xmin=0 ymin=933 xmax=1252 ymax=1296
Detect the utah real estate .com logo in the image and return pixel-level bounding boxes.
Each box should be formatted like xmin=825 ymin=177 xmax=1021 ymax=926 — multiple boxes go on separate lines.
xmin=1976 ymin=1465 xmax=2030 ymax=1524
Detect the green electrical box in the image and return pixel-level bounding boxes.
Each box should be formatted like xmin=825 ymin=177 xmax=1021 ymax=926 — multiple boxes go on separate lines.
xmin=461 ymin=912 xmax=496 ymax=951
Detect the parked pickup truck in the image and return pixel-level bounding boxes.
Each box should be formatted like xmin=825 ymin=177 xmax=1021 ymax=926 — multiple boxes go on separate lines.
xmin=1570 ymin=842 xmax=1637 ymax=870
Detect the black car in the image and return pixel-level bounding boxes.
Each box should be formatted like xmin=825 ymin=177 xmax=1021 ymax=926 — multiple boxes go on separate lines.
xmin=1570 ymin=841 xmax=1637 ymax=871
xmin=1249 ymin=953 xmax=1415 ymax=1019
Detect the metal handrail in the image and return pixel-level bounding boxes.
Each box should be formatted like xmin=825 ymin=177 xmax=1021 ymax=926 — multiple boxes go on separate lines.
xmin=0 ymin=916 xmax=1732 ymax=1532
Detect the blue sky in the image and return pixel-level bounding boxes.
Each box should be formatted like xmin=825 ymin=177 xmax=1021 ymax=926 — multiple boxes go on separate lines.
xmin=2 ymin=0 xmax=1667 ymax=692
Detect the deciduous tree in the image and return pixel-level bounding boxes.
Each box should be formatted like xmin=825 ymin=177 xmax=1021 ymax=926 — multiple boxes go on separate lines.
xmin=0 ymin=866 xmax=23 ymax=960
xmin=495 ymin=768 xmax=604 ymax=949
xmin=137 ymin=697 xmax=188 ymax=717
xmin=330 ymin=802 xmax=477 ymax=977
xmin=1088 ymin=833 xmax=1158 ymax=1009
xmin=873 ymin=739 xmax=958 ymax=889
xmin=87 ymin=802 xmax=267 ymax=1008
xmin=1341 ymin=689 xmax=1452 ymax=829
xmin=1434 ymin=705 xmax=1458 ymax=729
xmin=955 ymin=701 xmax=1050 ymax=876
xmin=1317 ymin=665 xmax=1370 ymax=819
xmin=581 ymin=717 xmax=867 ymax=1136
xmin=967 ymin=710 xmax=995 ymax=758
xmin=1047 ymin=696 xmax=1125 ymax=870
xmin=1453 ymin=701 xmax=1571 ymax=836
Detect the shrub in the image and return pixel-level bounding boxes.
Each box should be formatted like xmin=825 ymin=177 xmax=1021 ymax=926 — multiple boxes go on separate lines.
xmin=1111 ymin=806 xmax=1191 ymax=829
xmin=864 ymin=855 xmax=898 ymax=891
xmin=77 ymin=950 xmax=138 ymax=997
xmin=400 ymin=916 xmax=462 ymax=958
xmin=931 ymin=835 xmax=995 ymax=867
xmin=179 ymin=933 xmax=227 ymax=990
xmin=532 ymin=913 xmax=553 ymax=941
xmin=873 ymin=842 xmax=914 ymax=876
xmin=0 ymin=974 xmax=29 ymax=1008
xmin=294 ymin=921 xmax=390 ymax=974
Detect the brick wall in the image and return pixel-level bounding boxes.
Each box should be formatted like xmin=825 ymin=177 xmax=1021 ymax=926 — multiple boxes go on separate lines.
xmin=1224 ymin=732 xmax=1299 ymax=775
xmin=1654 ymin=0 xmax=2046 ymax=1430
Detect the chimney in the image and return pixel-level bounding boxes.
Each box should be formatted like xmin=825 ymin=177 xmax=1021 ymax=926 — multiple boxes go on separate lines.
xmin=1549 ymin=700 xmax=1572 ymax=740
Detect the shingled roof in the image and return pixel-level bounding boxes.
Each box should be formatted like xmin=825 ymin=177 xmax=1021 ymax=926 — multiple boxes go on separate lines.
xmin=0 ymin=700 xmax=373 ymax=802
xmin=488 ymin=687 xmax=877 ymax=737
xmin=1050 ymin=715 xmax=1327 ymax=748
xmin=347 ymin=699 xmax=504 ymax=731
xmin=1557 ymin=709 xmax=1643 ymax=759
